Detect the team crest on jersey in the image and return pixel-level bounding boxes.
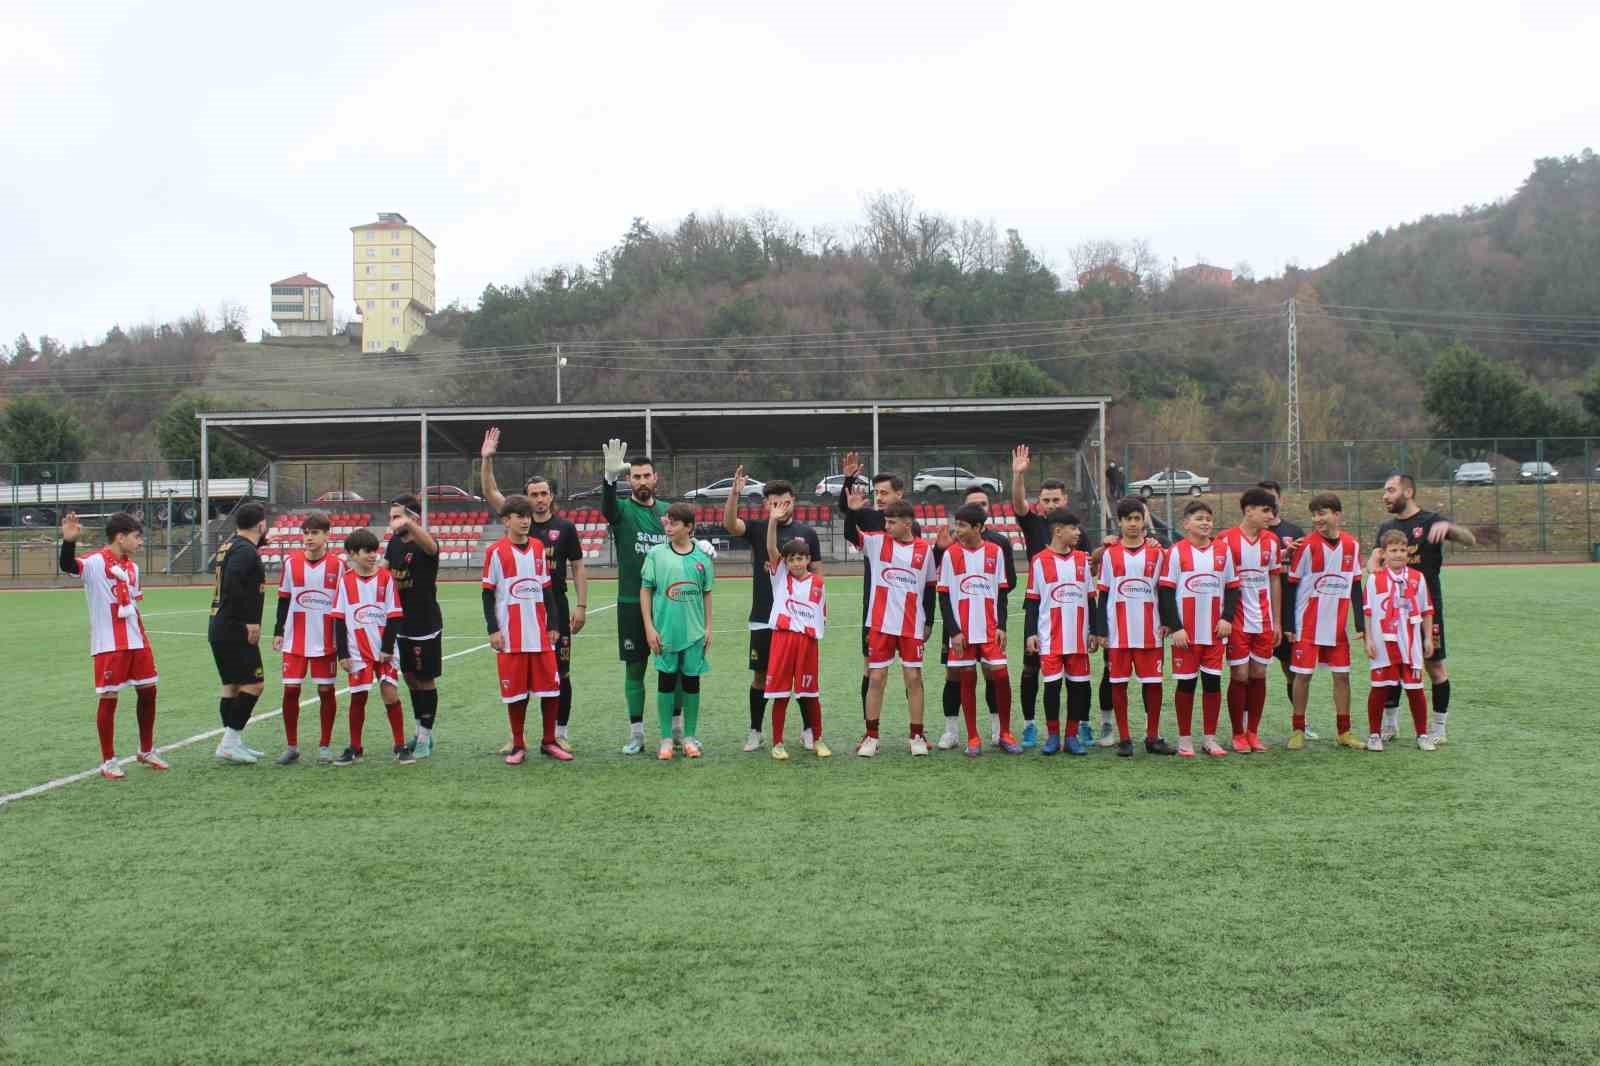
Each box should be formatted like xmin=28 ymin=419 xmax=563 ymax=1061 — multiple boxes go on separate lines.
xmin=1411 ymin=527 xmax=1422 ymax=539
xmin=548 ymin=531 xmax=560 ymax=541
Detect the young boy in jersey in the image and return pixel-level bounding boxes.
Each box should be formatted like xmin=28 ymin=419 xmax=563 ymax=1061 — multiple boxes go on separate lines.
xmin=1363 ymin=530 xmax=1436 ymax=752
xmin=939 ymin=503 xmax=1017 ymax=756
xmin=641 ymin=503 xmax=715 ymax=760
xmin=484 ymin=495 xmax=574 ymax=765
xmin=1157 ymin=500 xmax=1240 ymax=758
xmin=848 ymin=498 xmax=936 ymax=757
xmin=1023 ymin=510 xmax=1095 ymax=756
xmin=59 ymin=511 xmax=168 ymax=779
xmin=1217 ymin=488 xmax=1284 ymax=753
xmin=331 ymin=528 xmax=413 ymax=766
xmin=934 ymin=486 xmax=1017 ymax=751
xmin=1011 ymin=446 xmax=1088 ymax=749
xmin=271 ymin=511 xmax=343 ymax=765
xmin=1284 ymin=494 xmax=1366 ymax=751
xmin=1092 ymin=498 xmax=1173 ymax=758
xmin=761 ymin=496 xmax=830 ymax=760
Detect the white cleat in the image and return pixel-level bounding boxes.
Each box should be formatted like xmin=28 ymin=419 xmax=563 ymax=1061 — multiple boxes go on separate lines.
xmin=215 ymin=740 xmax=258 ymax=765
xmin=909 ymin=735 xmax=930 ymax=757
xmin=743 ymin=729 xmax=763 ymax=753
xmin=99 ymin=758 xmax=126 ymax=780
xmin=1096 ymin=725 xmax=1119 ymax=748
xmin=936 ymin=728 xmax=961 ymax=751
xmin=854 ymin=735 xmax=880 ymax=758
xmin=1416 ymin=734 xmax=1438 ymax=752
xmin=1365 ymin=733 xmax=1384 ymax=753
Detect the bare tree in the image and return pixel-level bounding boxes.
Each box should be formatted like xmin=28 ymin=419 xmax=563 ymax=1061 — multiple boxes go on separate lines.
xmin=861 ymin=189 xmax=918 ymax=270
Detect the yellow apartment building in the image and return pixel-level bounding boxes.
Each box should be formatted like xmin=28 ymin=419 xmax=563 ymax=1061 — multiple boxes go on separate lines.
xmin=269 ymin=273 xmax=336 ymax=337
xmin=351 ymin=212 xmax=436 ymax=352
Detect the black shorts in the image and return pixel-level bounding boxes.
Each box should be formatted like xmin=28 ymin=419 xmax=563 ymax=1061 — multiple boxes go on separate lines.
xmin=210 ymin=639 xmax=264 ymax=686
xmin=1022 ymin=650 xmax=1041 ymax=674
xmin=398 ymin=635 xmax=443 ymax=680
xmin=748 ymin=627 xmax=773 ymax=673
xmin=617 ymin=602 xmax=649 ymax=664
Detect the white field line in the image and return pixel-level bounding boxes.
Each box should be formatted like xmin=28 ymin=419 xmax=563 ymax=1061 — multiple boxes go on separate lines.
xmin=0 ymin=603 xmax=617 ymax=808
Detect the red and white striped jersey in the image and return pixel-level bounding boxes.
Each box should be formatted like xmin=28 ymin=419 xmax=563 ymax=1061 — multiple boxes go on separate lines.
xmin=860 ymin=531 xmax=935 ymax=638
xmin=278 ymin=552 xmax=343 ymax=657
xmin=1288 ymin=532 xmax=1360 ymax=646
xmin=1097 ymin=543 xmax=1164 ymax=649
xmin=335 ymin=568 xmax=402 ymax=667
xmin=1363 ymin=566 xmax=1433 ymax=666
xmin=939 ymin=540 xmax=1010 ymax=645
xmin=75 ymin=548 xmax=148 ymax=656
xmin=1160 ymin=539 xmax=1238 ymax=645
xmin=482 ymin=538 xmax=554 ymax=652
xmin=766 ymin=565 xmax=826 ymax=639
xmin=1026 ymin=548 xmax=1092 ymax=655
xmin=1216 ymin=527 xmax=1283 ymax=635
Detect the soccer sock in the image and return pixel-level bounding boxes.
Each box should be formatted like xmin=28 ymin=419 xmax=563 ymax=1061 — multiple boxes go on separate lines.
xmin=1384 ymin=685 xmax=1402 ymax=711
xmin=771 ymin=697 xmax=789 ymax=745
xmin=1021 ymin=666 xmax=1039 ymax=722
xmin=1246 ymin=676 xmax=1267 ymax=734
xmin=860 ymin=674 xmax=869 ymax=716
xmin=1432 ymin=680 xmax=1450 ymax=721
xmin=318 ymin=686 xmax=337 ymax=747
xmin=349 ymin=691 xmax=368 ymax=750
xmin=1142 ymin=683 xmax=1163 ymax=739
xmin=1098 ymin=669 xmax=1113 ymax=714
xmin=1043 ymin=679 xmax=1062 ymax=735
xmin=232 ymin=690 xmax=259 ymax=730
xmin=1336 ymin=697 xmax=1352 ymax=736
xmin=1406 ymin=687 xmax=1429 ymax=737
xmin=412 ymin=688 xmax=437 ymax=731
xmin=1286 ymin=677 xmax=1295 ymax=708
xmin=985 ymin=677 xmax=997 ymax=719
xmin=991 ymin=669 xmax=1012 ymax=737
xmin=1367 ymin=688 xmax=1386 ymax=734
xmin=1201 ymin=676 xmax=1222 ymax=737
xmin=655 ymin=674 xmax=678 ymax=740
xmin=1227 ymin=680 xmax=1246 ymax=735
xmin=281 ymin=684 xmax=302 ymax=746
xmin=96 ymin=695 xmax=118 ymax=759
xmin=558 ymin=675 xmax=573 ymax=728
xmin=800 ymin=697 xmax=822 ymax=740
xmin=942 ymin=676 xmax=961 ymax=720
xmin=1292 ymin=699 xmax=1307 ymax=732
xmin=958 ymin=669 xmax=979 ymax=741
xmin=385 ymin=700 xmax=405 ymax=746
xmin=508 ymin=698 xmax=528 ymax=749
xmin=1067 ymin=679 xmax=1091 ymax=724
xmin=681 ymin=684 xmax=701 ymax=738
xmin=541 ymin=696 xmax=559 ymax=746
xmin=748 ymin=687 xmax=766 ymax=732
xmin=625 ymin=661 xmax=647 ymax=724
xmin=1111 ymin=683 xmax=1131 ymax=741
xmin=218 ymin=696 xmax=232 ymax=728
xmin=865 ymin=717 xmax=880 ymax=738
xmin=135 ymin=685 xmax=156 ymax=752
xmin=1174 ymin=679 xmax=1196 ymax=738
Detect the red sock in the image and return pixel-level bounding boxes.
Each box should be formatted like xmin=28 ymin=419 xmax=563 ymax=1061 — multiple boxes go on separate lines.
xmin=385 ymin=701 xmax=405 ymax=746
xmin=990 ymin=669 xmax=1012 ymax=736
xmin=1367 ymin=688 xmax=1386 ymax=734
xmin=866 ymin=718 xmax=879 ymax=738
xmin=1174 ymin=687 xmax=1195 ymax=737
xmin=1292 ymin=694 xmax=1307 ymax=731
xmin=1046 ymin=718 xmax=1061 ymax=737
xmin=281 ymin=684 xmax=301 ymax=746
xmin=1227 ymin=679 xmax=1246 ymax=735
xmin=771 ymin=697 xmax=789 ymax=745
xmin=958 ymin=669 xmax=979 ymax=740
xmin=348 ymin=691 xmax=368 ymax=749
xmin=508 ymin=699 xmax=528 ymax=748
xmin=318 ymin=686 xmax=338 ymax=747
xmin=95 ymin=695 xmax=118 ymax=759
xmin=1406 ymin=687 xmax=1428 ymax=736
xmin=1142 ymin=683 xmax=1163 ymax=739
xmin=135 ymin=685 xmax=156 ymax=752
xmin=1111 ymin=683 xmax=1131 ymax=741
xmin=540 ymin=696 xmax=559 ymax=746
xmin=1335 ymin=703 xmax=1352 ymax=736
xmin=1246 ymin=676 xmax=1267 ymax=733
xmin=1202 ymin=688 xmax=1221 ymax=736
xmin=800 ymin=697 xmax=822 ymax=740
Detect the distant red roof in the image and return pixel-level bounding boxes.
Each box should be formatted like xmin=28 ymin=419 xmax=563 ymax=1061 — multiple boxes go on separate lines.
xmin=271 ymin=273 xmax=333 ymax=294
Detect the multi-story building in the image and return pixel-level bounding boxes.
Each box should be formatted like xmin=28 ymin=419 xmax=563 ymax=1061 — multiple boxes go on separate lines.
xmin=351 ymin=212 xmax=435 ymax=352
xmin=269 ymin=273 xmax=336 ymax=337
xmin=1076 ymin=263 xmax=1138 ymax=289
xmin=1175 ymin=263 xmax=1233 ymax=287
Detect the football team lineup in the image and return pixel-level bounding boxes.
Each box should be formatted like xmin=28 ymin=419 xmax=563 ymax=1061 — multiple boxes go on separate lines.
xmin=44 ymin=434 xmax=1477 ymax=791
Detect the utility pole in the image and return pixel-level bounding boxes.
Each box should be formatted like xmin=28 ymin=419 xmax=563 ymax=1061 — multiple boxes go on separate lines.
xmin=1285 ymin=298 xmax=1302 ymax=491
xmin=555 ymin=343 xmax=566 ymax=404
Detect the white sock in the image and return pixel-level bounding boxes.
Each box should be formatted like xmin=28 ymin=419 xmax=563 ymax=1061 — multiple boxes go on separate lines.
xmin=222 ymin=727 xmax=241 ymax=745
xmin=555 ymin=724 xmax=568 ymax=739
xmin=802 ymin=728 xmax=814 ymax=745
xmin=630 ymin=721 xmax=645 ymax=738
xmin=944 ymin=715 xmax=960 ymax=733
xmin=671 ymin=713 xmax=684 ymax=737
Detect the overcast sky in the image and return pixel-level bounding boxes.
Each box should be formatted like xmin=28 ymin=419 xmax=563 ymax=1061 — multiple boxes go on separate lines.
xmin=3 ymin=0 xmax=1595 ymax=346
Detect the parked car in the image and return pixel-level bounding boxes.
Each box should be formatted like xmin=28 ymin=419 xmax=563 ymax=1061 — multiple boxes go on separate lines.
xmin=814 ymin=474 xmax=867 ymax=499
xmin=1518 ymin=462 xmax=1559 ymax=483
xmin=1452 ymin=462 xmax=1495 ymax=486
xmin=911 ymin=467 xmax=1002 ymax=497
xmin=566 ymin=483 xmax=607 ymax=502
xmin=1128 ymin=468 xmax=1211 ymax=497
xmin=314 ymin=490 xmax=367 ymax=502
xmin=417 ymin=484 xmax=485 ymax=503
xmin=679 ymin=476 xmax=765 ymax=501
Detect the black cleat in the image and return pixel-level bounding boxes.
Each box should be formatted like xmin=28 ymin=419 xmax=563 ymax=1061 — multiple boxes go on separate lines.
xmin=393 ymin=744 xmax=417 ymax=765
xmin=1145 ymin=736 xmax=1177 ymax=756
xmin=1116 ymin=738 xmax=1134 ymax=758
xmin=333 ymin=746 xmax=363 ymax=767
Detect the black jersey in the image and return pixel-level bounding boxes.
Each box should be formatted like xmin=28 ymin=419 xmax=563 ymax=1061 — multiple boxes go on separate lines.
xmin=842 ymin=504 xmax=923 ymax=621
xmin=736 ymin=517 xmax=823 ymax=625
xmin=529 ymin=515 xmax=583 ymax=599
xmin=1017 ymin=511 xmax=1050 ymax=560
xmin=208 ymin=534 xmax=265 ymax=641
xmin=1270 ymin=516 xmax=1306 ymax=545
xmin=385 ymin=532 xmax=443 ymax=638
xmin=1376 ymin=509 xmax=1447 ymax=606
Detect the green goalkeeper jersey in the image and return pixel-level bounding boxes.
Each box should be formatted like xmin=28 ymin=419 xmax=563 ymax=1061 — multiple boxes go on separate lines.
xmin=602 ymin=479 xmax=670 ymax=603
xmin=641 ymin=541 xmax=715 ymax=651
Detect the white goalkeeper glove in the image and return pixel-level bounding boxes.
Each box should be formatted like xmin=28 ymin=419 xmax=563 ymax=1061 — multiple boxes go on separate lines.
xmin=695 ymin=538 xmax=718 ymax=560
xmin=602 ymin=438 xmax=629 ymax=483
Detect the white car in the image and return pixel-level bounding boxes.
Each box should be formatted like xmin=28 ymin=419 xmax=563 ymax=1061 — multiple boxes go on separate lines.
xmin=814 ymin=474 xmax=866 ymax=499
xmin=1129 ymin=468 xmax=1210 ymax=497
xmin=911 ymin=466 xmax=1002 ymax=497
xmin=1453 ymin=462 xmax=1495 ymax=486
xmin=679 ymin=476 xmax=766 ymax=501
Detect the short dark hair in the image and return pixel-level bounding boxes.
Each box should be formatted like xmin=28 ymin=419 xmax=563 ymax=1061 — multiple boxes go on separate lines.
xmin=1388 ymin=473 xmax=1417 ymax=496
xmin=106 ymin=511 xmax=143 ymax=539
xmin=524 ymin=475 xmax=551 ymax=493
xmin=235 ymin=502 xmax=266 ymax=529
xmin=390 ymin=493 xmax=420 ymax=514
xmin=1039 ymin=478 xmax=1068 ymax=494
xmin=1308 ymin=493 xmax=1343 ymax=514
xmin=301 ymin=510 xmax=331 ymax=533
xmin=1183 ymin=499 xmax=1213 ymax=518
xmin=872 ymin=472 xmax=904 ymax=493
xmin=1115 ymin=497 xmax=1146 ymax=521
xmin=781 ymin=537 xmax=811 ymax=559
xmin=1046 ymin=509 xmax=1080 ymax=532
xmin=665 ymin=502 xmax=697 ymax=526
xmin=1380 ymin=529 xmax=1409 ymax=549
xmin=882 ymin=499 xmax=914 ymax=521
xmin=500 ymin=494 xmax=533 ymax=518
xmin=1257 ymin=480 xmax=1283 ymax=495
xmin=628 ymin=455 xmax=654 ymax=471
xmin=954 ymin=503 xmax=988 ymax=527
xmin=964 ymin=486 xmax=990 ymax=503
xmin=764 ymin=480 xmax=795 ymax=499
xmin=345 ymin=528 xmax=379 ymax=554
xmin=1239 ymin=487 xmax=1277 ymax=512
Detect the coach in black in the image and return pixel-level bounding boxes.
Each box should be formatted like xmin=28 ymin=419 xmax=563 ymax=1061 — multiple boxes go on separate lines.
xmin=209 ymin=502 xmax=268 ymax=765
xmin=386 ymin=494 xmax=443 ymax=758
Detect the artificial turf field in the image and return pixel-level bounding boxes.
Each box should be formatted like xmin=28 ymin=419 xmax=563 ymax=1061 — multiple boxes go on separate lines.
xmin=3 ymin=567 xmax=1598 ymax=1065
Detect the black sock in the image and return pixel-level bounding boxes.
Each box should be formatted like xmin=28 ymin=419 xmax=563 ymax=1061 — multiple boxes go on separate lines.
xmin=232 ymin=690 xmax=259 ymax=730
xmin=1043 ymin=679 xmax=1062 ymax=723
xmin=942 ymin=677 xmax=960 ymax=719
xmin=1067 ymin=679 xmax=1091 ymax=723
xmin=1021 ymin=671 xmax=1039 ymax=722
xmin=1384 ymin=686 xmax=1402 ymax=711
xmin=1432 ymin=680 xmax=1450 ymax=717
xmin=984 ymin=678 xmax=997 ymax=717
xmin=558 ymin=675 xmax=573 ymax=727
xmin=860 ymin=675 xmax=869 ymax=716
xmin=218 ymin=696 xmax=232 ymax=727
xmin=413 ymin=688 xmax=438 ymax=729
xmin=1098 ymin=670 xmax=1113 ymax=713
xmin=748 ymin=687 xmax=766 ymax=731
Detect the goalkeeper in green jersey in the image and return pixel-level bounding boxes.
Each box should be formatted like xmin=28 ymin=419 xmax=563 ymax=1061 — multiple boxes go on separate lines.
xmin=640 ymin=503 xmax=716 ymax=760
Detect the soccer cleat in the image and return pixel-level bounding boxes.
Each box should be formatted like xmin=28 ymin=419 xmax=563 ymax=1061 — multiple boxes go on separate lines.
xmin=909 ymin=735 xmax=931 ymax=757
xmin=1303 ymin=726 xmax=1320 ymax=741
xmin=743 ymin=730 xmax=763 ymax=752
xmin=239 ymin=740 xmax=265 ymax=759
xmin=554 ymin=736 xmax=574 ymax=753
xmin=622 ymin=734 xmax=645 ymax=755
xmin=813 ymin=740 xmax=832 ymax=758
xmin=1286 ymin=730 xmax=1306 ymax=751
xmin=1416 ymin=734 xmax=1438 ymax=752
xmin=1201 ymin=737 xmax=1228 ymax=757
xmin=801 ymin=728 xmax=815 ymax=751
xmin=1366 ymin=733 xmax=1385 ymax=752
xmin=1041 ymin=734 xmax=1062 ymax=756
xmin=1097 ymin=726 xmax=1119 ymax=749
xmin=136 ymin=751 xmax=170 ymax=771
xmin=1176 ymin=737 xmax=1196 ymax=758
xmin=1231 ymin=733 xmax=1252 ymax=754
xmin=854 ymin=735 xmax=879 ymax=758
xmin=998 ymin=733 xmax=1023 ymax=755
xmin=541 ymin=742 xmax=574 ymax=762
xmin=215 ymin=741 xmax=257 ymax=765
xmin=1065 ymin=735 xmax=1089 ymax=756
xmin=1246 ymin=732 xmax=1268 ymax=753
xmin=333 ymin=747 xmax=363 ymax=767
xmin=1336 ymin=731 xmax=1366 ymax=751
xmin=100 ymin=758 xmax=126 ymax=780
xmin=771 ymin=743 xmax=789 ymax=761
xmin=274 ymin=747 xmax=300 ymax=766
xmin=1144 ymin=736 xmax=1177 ymax=756
xmin=394 ymin=744 xmax=417 ymax=765
xmin=1020 ymin=722 xmax=1038 ymax=749
xmin=1116 ymin=738 xmax=1134 ymax=758
xmin=683 ymin=738 xmax=703 ymax=759
xmin=964 ymin=739 xmax=982 ymax=758
xmin=504 ymin=746 xmax=527 ymax=766
xmin=1078 ymin=721 xmax=1095 ymax=747
xmin=657 ymin=741 xmax=674 ymax=761
xmin=936 ymin=727 xmax=961 ymax=751
xmin=317 ymin=746 xmax=334 ymax=764
xmin=410 ymin=733 xmax=434 ymax=759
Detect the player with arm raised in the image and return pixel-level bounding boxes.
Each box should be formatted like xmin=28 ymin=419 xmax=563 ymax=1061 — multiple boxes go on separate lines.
xmin=208 ymin=503 xmax=269 ymax=764
xmin=760 ymin=494 xmax=830 ymax=759
xmin=385 ymin=494 xmax=443 ymax=758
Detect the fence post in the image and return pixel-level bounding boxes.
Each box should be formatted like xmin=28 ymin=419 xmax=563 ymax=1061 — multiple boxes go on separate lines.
xmin=1536 ymin=437 xmax=1547 ymax=553
xmin=1492 ymin=438 xmax=1501 ymax=560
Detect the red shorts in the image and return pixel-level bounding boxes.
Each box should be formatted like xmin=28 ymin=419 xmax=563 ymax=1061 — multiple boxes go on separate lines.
xmin=1370 ymin=662 xmax=1424 ymax=690
xmin=946 ymin=637 xmax=1006 ymax=668
xmin=346 ymin=658 xmax=399 ymax=694
xmin=497 ymin=649 xmax=561 ymax=703
xmin=92 ymin=647 xmax=158 ymax=695
xmin=763 ymin=630 xmax=821 ymax=697
xmin=1170 ymin=640 xmax=1226 ymax=679
xmin=1039 ymin=651 xmax=1091 ymax=682
xmin=1227 ymin=627 xmax=1277 ymax=666
xmin=866 ymin=630 xmax=925 ymax=669
xmin=1290 ymin=638 xmax=1351 ymax=674
xmin=1106 ymin=646 xmax=1164 ymax=684
xmin=283 ymin=652 xmax=338 ymax=686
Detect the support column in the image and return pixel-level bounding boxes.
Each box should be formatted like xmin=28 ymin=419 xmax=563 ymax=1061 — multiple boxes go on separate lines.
xmin=645 ymin=408 xmax=653 ymax=459
xmin=871 ymin=403 xmax=880 ymax=474
xmin=1097 ymin=401 xmax=1109 ymax=537
xmin=419 ymin=412 xmax=430 ymax=527
xmin=200 ymin=417 xmax=211 ymax=559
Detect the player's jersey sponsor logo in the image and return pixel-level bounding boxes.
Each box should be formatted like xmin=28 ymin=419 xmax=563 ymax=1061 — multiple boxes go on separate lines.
xmin=879 ymin=566 xmax=921 ymax=591
xmin=1313 ymin=574 xmax=1350 ymax=595
xmin=509 ymin=577 xmax=543 ymax=600
xmin=353 ymin=603 xmax=387 ymax=627
xmin=958 ymin=574 xmax=991 ymax=596
xmin=294 ymin=588 xmax=335 ymax=611
xmin=1237 ymin=568 xmax=1268 ymax=591
xmin=1116 ymin=577 xmax=1153 ymax=600
xmin=784 ymin=599 xmax=819 ymax=623
xmin=665 ymin=579 xmax=698 ymax=602
xmin=1049 ymin=583 xmax=1085 ymax=604
xmin=1183 ymin=573 xmax=1222 ymax=596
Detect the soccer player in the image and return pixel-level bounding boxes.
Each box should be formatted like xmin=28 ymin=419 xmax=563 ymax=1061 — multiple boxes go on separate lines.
xmin=837 ymin=452 xmax=921 ymax=720
xmin=482 ymin=428 xmax=588 ymax=751
xmin=1284 ymin=494 xmax=1366 ymax=751
xmin=1362 ymin=530 xmax=1436 ymax=752
xmin=1157 ymin=500 xmax=1239 ymax=757
xmin=59 ymin=511 xmax=167 ymax=779
xmin=1259 ymin=480 xmax=1310 ymax=731
xmin=331 ymin=528 xmax=412 ymax=766
xmin=640 ymin=503 xmax=715 ymax=760
xmin=1091 ymin=499 xmax=1164 ymax=747
xmin=760 ymin=495 xmax=830 ymax=760
xmin=844 ymin=497 xmax=936 ymax=756
xmin=1012 ymin=445 xmax=1088 ymax=749
xmin=209 ymin=503 xmax=268 ymax=764
xmin=1022 ymin=509 xmax=1096 ymax=756
xmin=601 ymin=439 xmax=681 ymax=754
xmin=938 ymin=503 xmax=1016 ymax=756
xmin=483 ymin=495 xmax=574 ymax=766
xmin=1371 ymin=474 xmax=1475 ymax=744
xmin=1091 ymin=499 xmax=1174 ymax=757
xmin=385 ymin=494 xmax=443 ymax=758
xmin=271 ymin=511 xmax=343 ymax=765
xmin=724 ymin=466 xmax=823 ymax=753
xmin=934 ymin=484 xmax=1017 ymax=750
xmin=1216 ymin=487 xmax=1284 ymax=753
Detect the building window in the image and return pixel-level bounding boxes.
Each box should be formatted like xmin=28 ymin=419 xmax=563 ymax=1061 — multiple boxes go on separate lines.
xmin=391 ymin=247 xmax=400 ymax=256
xmin=366 ymin=300 xmax=375 ymax=310
xmin=391 ymin=299 xmax=401 ymax=307
xmin=365 ymin=266 xmax=374 ymax=276
xmin=389 ymin=282 xmax=400 ymax=292
xmin=366 ymin=248 xmax=375 ymax=258
xmin=391 ymin=230 xmax=400 ymax=239
xmin=391 ymin=316 xmax=400 ymax=326
xmin=389 ymin=264 xmax=401 ymax=275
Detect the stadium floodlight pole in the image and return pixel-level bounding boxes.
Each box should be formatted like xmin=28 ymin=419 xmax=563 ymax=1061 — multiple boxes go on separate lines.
xmin=1286 ymin=298 xmax=1302 ymax=491
xmin=555 ymin=344 xmax=566 ymax=404
xmin=199 ymin=416 xmax=210 ymax=561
